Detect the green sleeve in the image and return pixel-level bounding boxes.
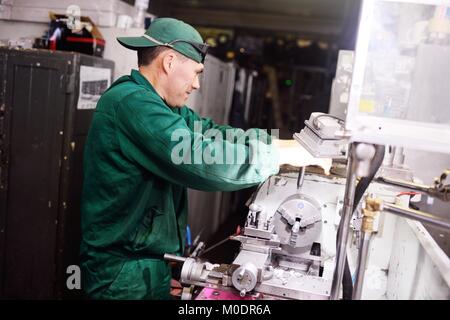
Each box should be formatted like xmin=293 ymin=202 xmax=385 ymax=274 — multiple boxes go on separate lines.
xmin=177 ymin=106 xmax=274 ymax=145
xmin=115 ymin=91 xmax=279 ymax=192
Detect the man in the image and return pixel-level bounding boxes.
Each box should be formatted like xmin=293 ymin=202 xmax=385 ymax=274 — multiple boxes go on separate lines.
xmin=80 ymin=17 xmax=313 ymax=300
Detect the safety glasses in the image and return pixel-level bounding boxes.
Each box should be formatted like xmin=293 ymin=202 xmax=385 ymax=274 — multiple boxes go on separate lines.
xmin=142 ymin=34 xmax=209 ymax=63
xmin=167 ymin=39 xmax=209 ymax=63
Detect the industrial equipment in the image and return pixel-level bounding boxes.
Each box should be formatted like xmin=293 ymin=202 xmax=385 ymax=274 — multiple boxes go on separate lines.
xmin=167 ymin=0 xmax=450 ymax=300
xmin=167 ymin=168 xmax=347 ymax=300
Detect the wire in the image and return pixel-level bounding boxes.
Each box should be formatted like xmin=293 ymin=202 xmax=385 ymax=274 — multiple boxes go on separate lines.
xmin=396 ymin=191 xmax=421 ymax=197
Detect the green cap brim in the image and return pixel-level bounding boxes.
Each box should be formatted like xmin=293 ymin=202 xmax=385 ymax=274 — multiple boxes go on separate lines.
xmin=117 ymin=36 xmax=158 ymax=50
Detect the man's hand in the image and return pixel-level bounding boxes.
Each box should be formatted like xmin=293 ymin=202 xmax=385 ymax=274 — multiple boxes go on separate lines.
xmin=272 ymin=139 xmax=332 ymax=174
xmin=170 ymin=279 xmax=183 ymax=298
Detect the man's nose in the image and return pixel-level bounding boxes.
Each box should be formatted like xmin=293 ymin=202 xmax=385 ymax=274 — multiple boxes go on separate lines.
xmin=192 ymin=76 xmax=200 ymax=90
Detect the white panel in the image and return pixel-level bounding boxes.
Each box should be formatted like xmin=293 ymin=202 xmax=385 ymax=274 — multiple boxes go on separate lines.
xmin=0 ymin=20 xmax=47 ymax=40
xmin=386 ymin=218 xmax=450 ymax=299
xmin=346 ymin=0 xmax=450 ymax=154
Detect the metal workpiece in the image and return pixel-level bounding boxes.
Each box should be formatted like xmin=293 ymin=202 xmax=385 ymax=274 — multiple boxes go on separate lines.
xmin=164 ymin=253 xmax=187 ymax=263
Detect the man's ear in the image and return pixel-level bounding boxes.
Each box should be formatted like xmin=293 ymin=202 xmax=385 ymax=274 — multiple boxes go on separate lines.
xmin=162 ymin=51 xmax=176 ymax=74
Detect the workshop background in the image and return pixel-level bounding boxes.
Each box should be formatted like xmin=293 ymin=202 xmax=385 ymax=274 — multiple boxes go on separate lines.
xmin=0 ymin=0 xmax=449 ymax=300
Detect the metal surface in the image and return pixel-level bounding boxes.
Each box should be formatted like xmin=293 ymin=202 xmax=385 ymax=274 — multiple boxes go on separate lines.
xmin=233 ymin=251 xmax=268 ymax=269
xmin=330 ymin=143 xmax=357 ymax=300
xmin=255 ymin=271 xmax=331 ymax=300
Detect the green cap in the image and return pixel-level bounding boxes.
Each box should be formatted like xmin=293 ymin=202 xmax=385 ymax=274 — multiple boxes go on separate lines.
xmin=117 ymin=17 xmax=207 ymax=63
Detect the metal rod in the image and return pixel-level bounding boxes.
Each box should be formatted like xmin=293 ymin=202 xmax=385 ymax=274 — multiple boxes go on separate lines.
xmin=164 ymin=253 xmax=187 ymax=263
xmin=375 ymin=176 xmax=449 ymax=202
xmin=201 ymin=236 xmax=231 ymax=255
xmin=190 ymin=241 xmax=205 ymax=258
xmin=383 ymin=203 xmax=450 ymax=230
xmin=353 ymin=232 xmax=372 ymax=300
xmin=297 ymin=166 xmax=305 ymax=189
xmin=330 ymin=143 xmax=357 ymax=300
xmin=375 ymin=176 xmax=431 ymax=193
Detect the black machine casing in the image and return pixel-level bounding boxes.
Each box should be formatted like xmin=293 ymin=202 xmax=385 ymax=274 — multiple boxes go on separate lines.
xmin=0 ymin=48 xmax=114 ymax=299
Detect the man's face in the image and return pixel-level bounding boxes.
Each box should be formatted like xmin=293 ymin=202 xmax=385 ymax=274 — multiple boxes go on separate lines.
xmin=165 ymin=53 xmax=204 ymax=108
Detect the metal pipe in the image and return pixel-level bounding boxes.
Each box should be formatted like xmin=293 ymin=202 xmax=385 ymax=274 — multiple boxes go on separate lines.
xmin=164 ymin=253 xmax=187 ymax=263
xmin=353 ymin=232 xmax=372 ymax=300
xmin=375 ymin=176 xmax=430 ymax=193
xmin=330 ymin=143 xmax=357 ymax=300
xmin=383 ymin=203 xmax=450 ymax=230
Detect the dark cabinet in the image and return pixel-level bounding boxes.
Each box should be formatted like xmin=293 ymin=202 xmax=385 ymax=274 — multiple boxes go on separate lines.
xmin=0 ymin=48 xmax=114 ymax=299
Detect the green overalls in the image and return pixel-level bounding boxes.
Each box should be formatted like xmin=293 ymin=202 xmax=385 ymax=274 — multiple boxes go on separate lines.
xmin=80 ymin=69 xmax=279 ymax=299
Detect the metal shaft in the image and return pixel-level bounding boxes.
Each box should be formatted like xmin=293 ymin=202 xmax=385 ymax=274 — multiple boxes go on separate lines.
xmin=383 ymin=203 xmax=450 ymax=230
xmin=164 ymin=253 xmax=187 ymax=263
xmin=330 ymin=143 xmax=357 ymax=300
xmin=375 ymin=176 xmax=430 ymax=193
xmin=297 ymin=166 xmax=306 ymax=189
xmin=353 ymin=232 xmax=372 ymax=300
